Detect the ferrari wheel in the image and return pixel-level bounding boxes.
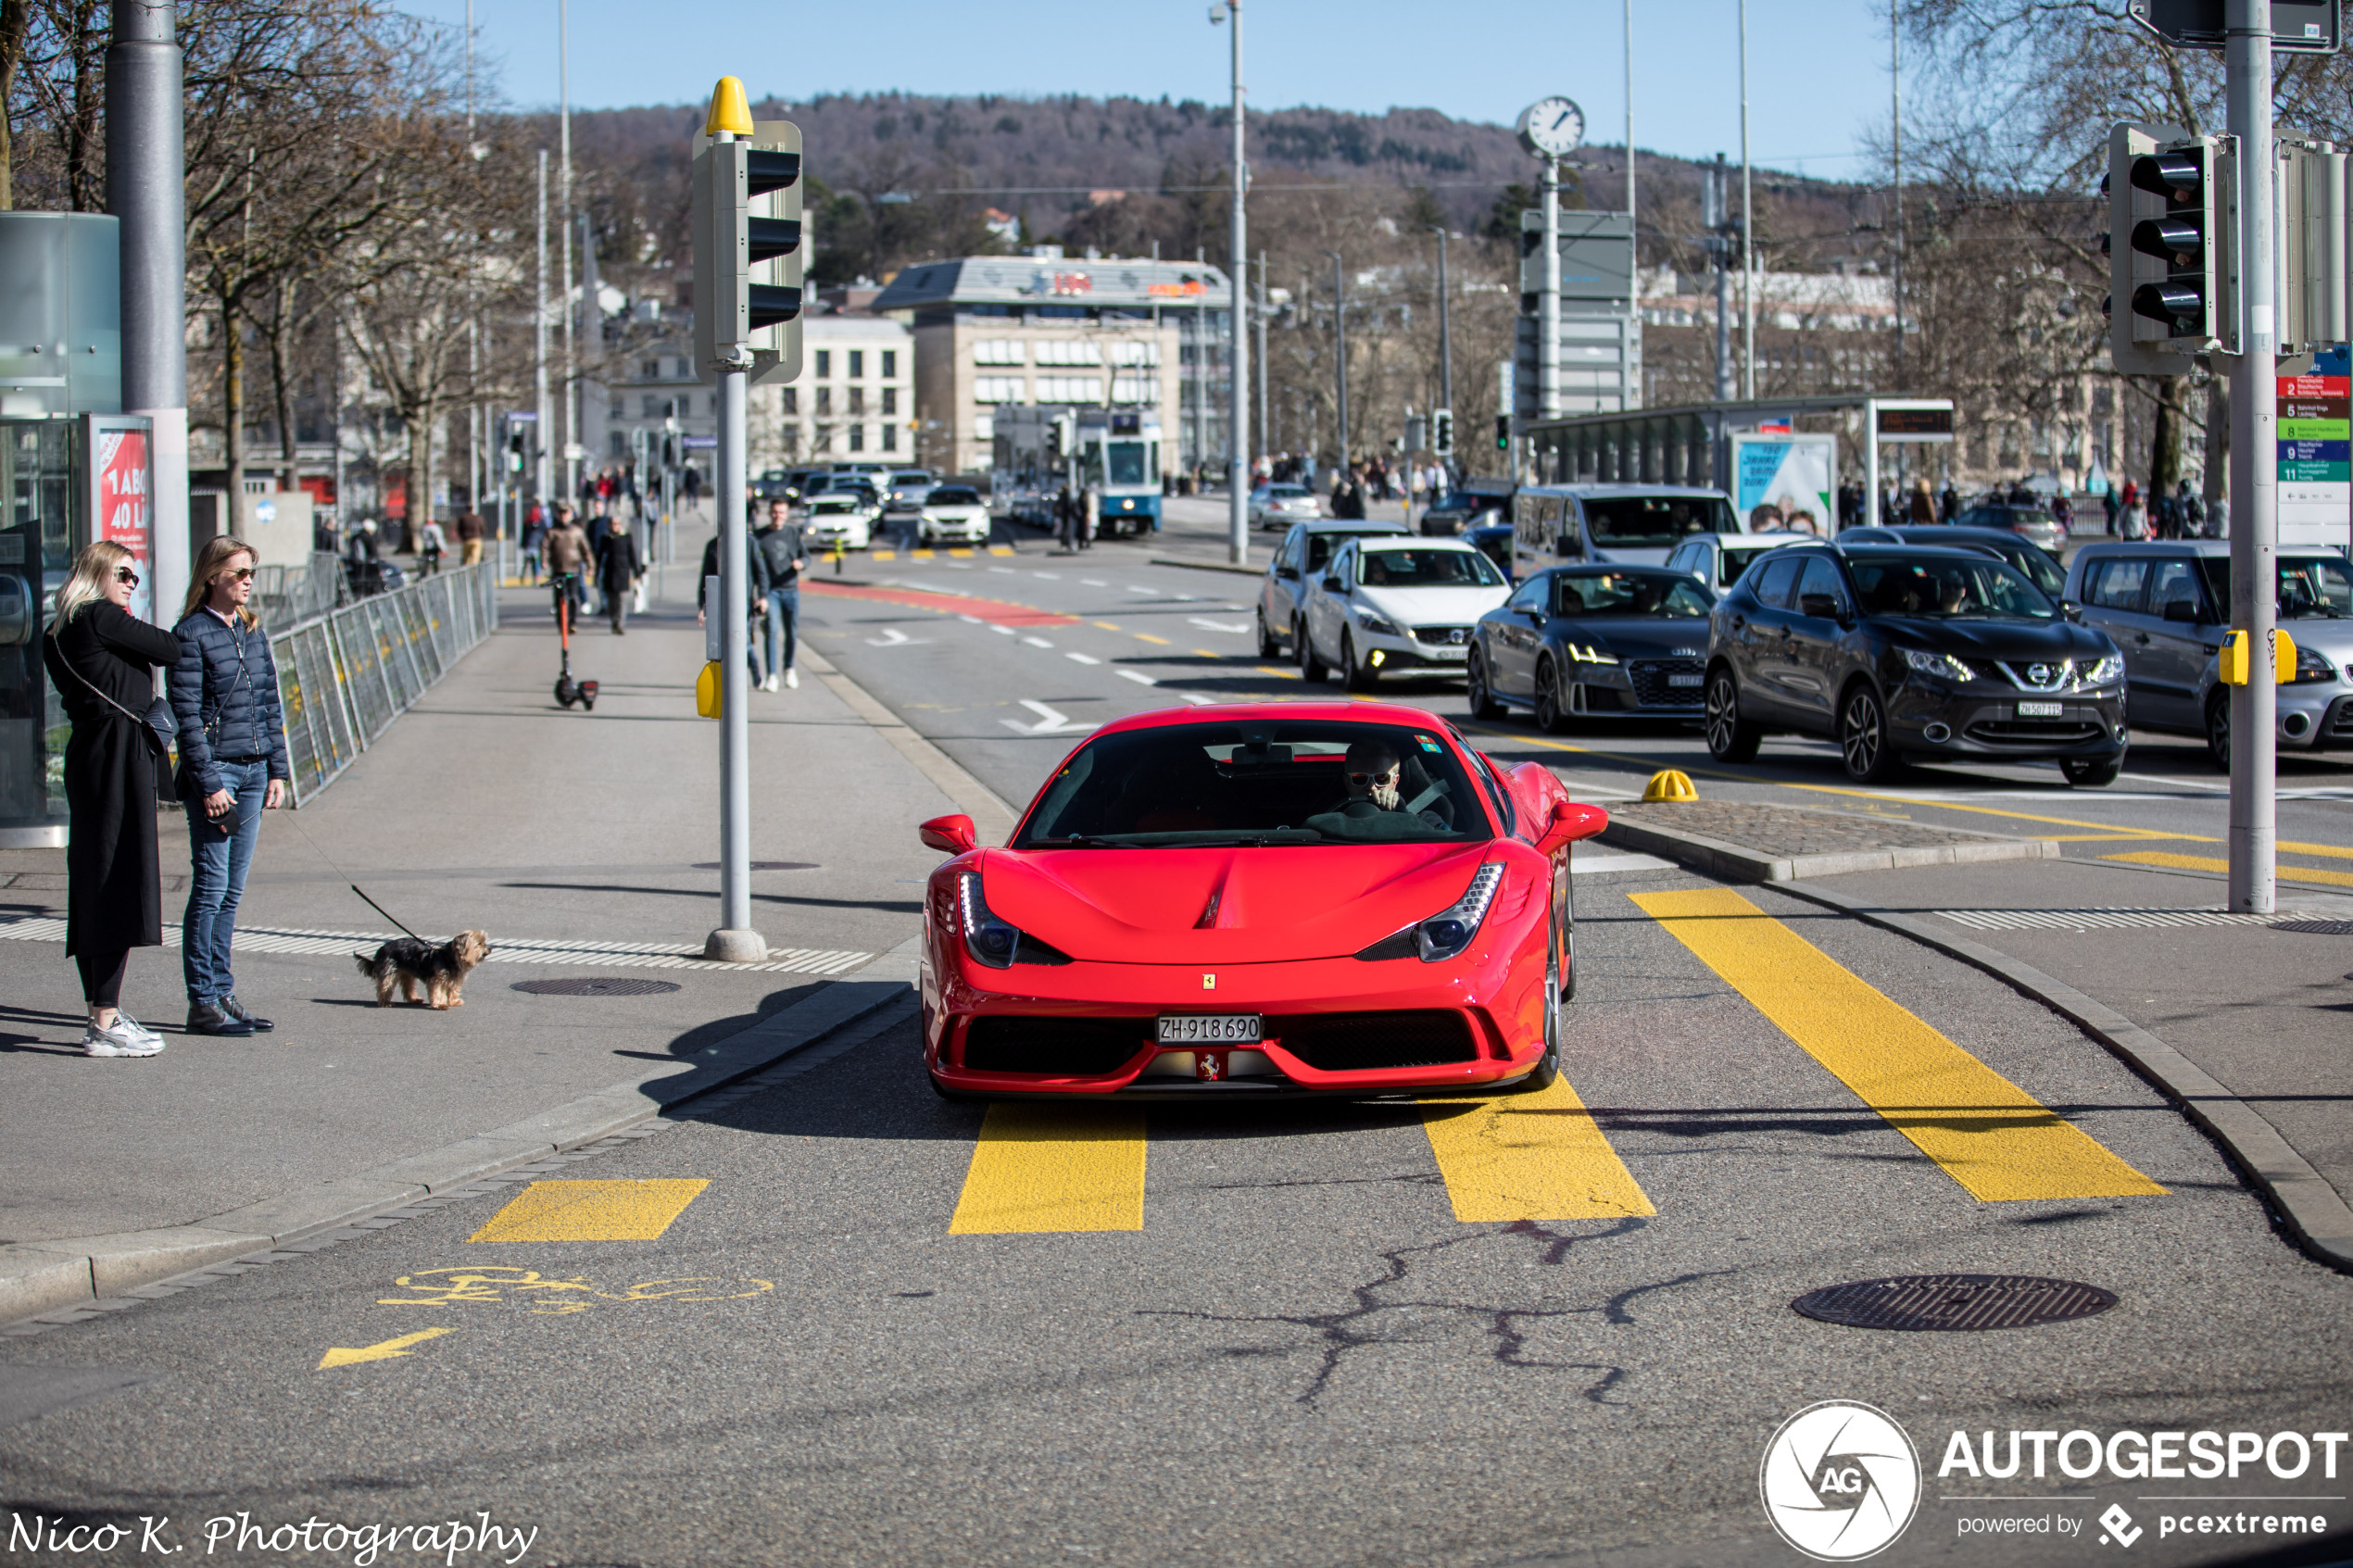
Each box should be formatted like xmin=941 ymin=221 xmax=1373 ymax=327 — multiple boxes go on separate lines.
xmin=1298 ymin=618 xmax=1328 ymax=683
xmin=1257 ymin=609 xmax=1282 ymax=659
xmin=1466 ymin=648 xmax=1504 ymax=720
xmin=1513 ymin=935 xmax=1563 ymax=1094
xmin=1342 ymin=632 xmax=1378 ymax=691
xmin=1532 ymin=660 xmax=1567 ymax=734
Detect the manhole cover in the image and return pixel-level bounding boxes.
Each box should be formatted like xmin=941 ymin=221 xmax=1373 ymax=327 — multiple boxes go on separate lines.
xmin=691 ymin=860 xmax=818 ymax=872
xmin=1792 ymin=1273 xmax=2117 ymax=1332
xmin=2271 ymin=918 xmax=2353 ymax=935
xmin=510 ymin=978 xmax=683 ymax=997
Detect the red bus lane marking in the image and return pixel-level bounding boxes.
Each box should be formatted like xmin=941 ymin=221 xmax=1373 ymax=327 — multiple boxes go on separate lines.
xmin=804 ymin=580 xmax=1078 ymax=628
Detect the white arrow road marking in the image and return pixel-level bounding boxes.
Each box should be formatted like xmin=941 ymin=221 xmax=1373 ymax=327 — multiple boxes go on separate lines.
xmin=1118 ymin=670 xmax=1157 ymax=685
xmin=1066 ymin=652 xmax=1101 ymax=664
xmin=864 ymin=627 xmax=932 ymax=646
xmin=1189 ymin=617 xmax=1251 ymax=634
xmin=1023 ymin=636 xmax=1054 ymax=648
xmin=1000 ymin=699 xmax=1098 ymax=735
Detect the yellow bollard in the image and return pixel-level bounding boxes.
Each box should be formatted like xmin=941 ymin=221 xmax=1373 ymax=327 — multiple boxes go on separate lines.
xmin=1642 ymin=768 xmax=1697 ymax=803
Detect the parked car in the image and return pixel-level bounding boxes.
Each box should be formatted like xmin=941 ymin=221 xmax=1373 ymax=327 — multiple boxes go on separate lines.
xmin=1509 ymin=484 xmax=1744 ymax=581
xmin=1660 ymin=531 xmax=1813 ymax=596
xmin=2063 ymin=540 xmax=2353 ymax=769
xmin=1249 ymin=483 xmax=1324 ymax=530
xmin=1465 ymin=522 xmax=1516 ymax=582
xmin=1467 ymin=565 xmax=1716 ymax=731
xmin=884 ymin=469 xmax=937 ymax=515
xmin=1841 ymin=524 xmax=2070 ymax=603
xmin=1953 ymin=501 xmax=2066 ymax=556
xmin=1418 ymin=481 xmax=1516 ymax=537
xmin=799 ymin=491 xmax=877 ymax=551
xmin=1298 ymin=536 xmax=1512 ymax=690
xmin=915 ymin=484 xmax=991 ymax=546
xmin=1703 ymin=543 xmax=2128 ymax=785
xmin=1255 ymin=519 xmax=1410 ymax=657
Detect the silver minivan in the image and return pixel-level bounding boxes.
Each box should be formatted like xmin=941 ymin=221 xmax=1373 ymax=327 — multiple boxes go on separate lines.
xmin=1511 ymin=484 xmax=1745 ymax=582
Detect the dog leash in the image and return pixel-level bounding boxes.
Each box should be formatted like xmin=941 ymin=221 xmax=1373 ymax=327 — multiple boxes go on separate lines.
xmin=274 ymin=807 xmax=426 ymax=941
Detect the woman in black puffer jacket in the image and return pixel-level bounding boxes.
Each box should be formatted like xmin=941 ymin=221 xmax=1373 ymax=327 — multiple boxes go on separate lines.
xmin=168 ymin=535 xmax=291 ymax=1038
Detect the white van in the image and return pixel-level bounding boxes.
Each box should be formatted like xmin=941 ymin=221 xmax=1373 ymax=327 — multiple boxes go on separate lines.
xmin=1510 ymin=484 xmax=1744 ymax=581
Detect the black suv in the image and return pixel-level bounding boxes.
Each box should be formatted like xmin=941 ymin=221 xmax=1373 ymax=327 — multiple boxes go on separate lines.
xmin=1703 ymin=543 xmax=2129 ymax=784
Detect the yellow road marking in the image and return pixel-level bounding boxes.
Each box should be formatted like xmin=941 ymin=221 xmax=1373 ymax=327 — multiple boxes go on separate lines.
xmin=949 ymin=1105 xmax=1146 ymax=1234
xmin=318 ymin=1327 xmax=456 ymax=1369
xmin=910 ymin=548 xmax=936 ymax=559
xmin=2103 ymin=850 xmax=2353 ymax=887
xmin=949 ymin=547 xmax=974 ymax=558
xmin=1256 ymin=665 xmax=1301 ymax=679
xmin=1093 ymin=620 xmax=1123 ymax=631
xmin=989 ymin=545 xmax=1015 ymax=556
xmin=467 ymin=1179 xmax=711 ymax=1243
xmin=1631 ymin=888 xmax=2164 ymax=1202
xmin=1192 ymin=648 xmax=1221 ymax=659
xmin=870 ymin=549 xmax=897 ymax=560
xmin=1134 ymin=633 xmax=1171 ymax=645
xmin=1420 ymin=1078 xmax=1655 ymax=1222
xmin=2283 ymin=839 xmax=2353 ymax=860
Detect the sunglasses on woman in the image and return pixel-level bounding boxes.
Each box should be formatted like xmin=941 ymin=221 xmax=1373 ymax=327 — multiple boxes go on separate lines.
xmin=113 ymin=567 xmax=141 ymax=587
xmin=219 ymin=568 xmax=255 ymax=583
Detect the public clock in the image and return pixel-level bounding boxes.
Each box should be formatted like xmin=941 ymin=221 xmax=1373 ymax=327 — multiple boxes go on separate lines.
xmin=1516 ymin=96 xmax=1585 ymax=159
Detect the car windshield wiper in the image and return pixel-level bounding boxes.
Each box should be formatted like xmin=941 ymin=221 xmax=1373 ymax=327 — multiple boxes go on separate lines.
xmin=1027 ymin=834 xmax=1133 ymax=848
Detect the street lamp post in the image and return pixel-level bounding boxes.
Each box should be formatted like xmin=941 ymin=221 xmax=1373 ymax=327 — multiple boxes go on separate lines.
xmin=1323 ymin=250 xmax=1348 ymax=474
xmin=1429 ymin=225 xmax=1453 ymax=419
xmin=106 ymin=0 xmax=187 ymax=624
xmin=1212 ymin=1 xmax=1248 ymax=563
xmin=1739 ymin=0 xmax=1755 ymax=400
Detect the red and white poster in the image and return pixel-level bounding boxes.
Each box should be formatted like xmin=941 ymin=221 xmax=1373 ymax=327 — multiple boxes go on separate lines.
xmin=95 ymin=425 xmax=153 ymax=621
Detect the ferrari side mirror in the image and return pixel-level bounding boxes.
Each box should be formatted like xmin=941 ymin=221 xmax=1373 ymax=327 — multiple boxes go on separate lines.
xmin=919 ymin=813 xmax=977 ymax=855
xmin=1534 ymin=799 xmax=1609 ymax=858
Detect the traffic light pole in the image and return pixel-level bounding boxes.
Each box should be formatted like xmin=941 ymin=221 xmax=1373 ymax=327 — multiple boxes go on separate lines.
xmin=1539 ymin=157 xmax=1561 ymax=423
xmin=2226 ymin=0 xmax=2279 ymax=913
xmin=1225 ymin=0 xmax=1249 ymax=566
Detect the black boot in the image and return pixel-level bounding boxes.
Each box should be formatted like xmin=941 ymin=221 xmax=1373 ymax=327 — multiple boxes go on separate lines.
xmin=186 ymin=1000 xmax=256 ymax=1037
xmin=220 ymin=995 xmax=274 ymax=1033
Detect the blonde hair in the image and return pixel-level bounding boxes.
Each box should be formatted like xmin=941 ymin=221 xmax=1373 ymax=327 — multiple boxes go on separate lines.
xmin=55 ymin=540 xmax=135 ymax=625
xmin=182 ymin=535 xmax=260 ymax=627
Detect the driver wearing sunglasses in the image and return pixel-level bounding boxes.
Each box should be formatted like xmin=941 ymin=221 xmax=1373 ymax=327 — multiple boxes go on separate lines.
xmin=1329 ymin=739 xmax=1403 ymax=814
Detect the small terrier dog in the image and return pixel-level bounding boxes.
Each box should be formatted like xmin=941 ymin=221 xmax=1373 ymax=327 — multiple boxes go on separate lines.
xmin=354 ymin=930 xmax=492 ymax=1009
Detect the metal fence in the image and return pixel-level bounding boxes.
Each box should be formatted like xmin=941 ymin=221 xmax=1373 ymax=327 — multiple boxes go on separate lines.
xmin=269 ymin=561 xmax=501 ymax=806
xmin=252 ymin=552 xmax=343 ymax=626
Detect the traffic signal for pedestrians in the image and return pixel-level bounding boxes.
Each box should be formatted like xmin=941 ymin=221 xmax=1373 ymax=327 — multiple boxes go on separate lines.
xmin=1432 ymin=408 xmax=1454 ymax=458
xmin=1494 ymin=414 xmax=1510 ymax=452
xmin=692 ymin=79 xmax=803 ymax=385
xmin=2105 ymin=122 xmax=2236 ymax=372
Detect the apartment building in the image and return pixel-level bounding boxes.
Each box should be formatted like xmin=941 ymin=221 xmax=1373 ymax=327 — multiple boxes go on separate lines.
xmin=747 ymin=313 xmax=915 ymax=471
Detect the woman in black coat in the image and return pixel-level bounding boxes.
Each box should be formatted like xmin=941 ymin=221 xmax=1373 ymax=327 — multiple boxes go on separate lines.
xmin=40 ymin=540 xmax=182 ymax=1057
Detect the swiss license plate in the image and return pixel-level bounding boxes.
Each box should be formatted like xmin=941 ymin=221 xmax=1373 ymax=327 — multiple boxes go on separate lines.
xmin=1667 ymin=672 xmax=1704 ymax=688
xmin=1157 ymin=1013 xmax=1263 ymax=1045
xmin=2018 ymin=701 xmax=2063 ymax=718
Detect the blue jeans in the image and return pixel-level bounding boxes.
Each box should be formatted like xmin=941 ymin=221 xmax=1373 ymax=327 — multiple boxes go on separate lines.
xmin=183 ymin=757 xmax=269 ymax=1003
xmin=762 ymin=585 xmax=799 ymax=676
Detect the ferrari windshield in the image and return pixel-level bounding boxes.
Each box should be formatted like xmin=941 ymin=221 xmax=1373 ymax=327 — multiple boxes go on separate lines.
xmin=1848 ymin=555 xmax=2057 ymax=621
xmin=1357 ymin=547 xmax=1504 ymax=587
xmin=1015 ymin=721 xmax=1491 ymax=847
xmin=1553 ymin=569 xmax=1711 ymax=618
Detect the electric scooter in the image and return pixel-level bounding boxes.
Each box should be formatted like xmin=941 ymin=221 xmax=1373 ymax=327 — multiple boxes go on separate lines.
xmin=551 ymin=573 xmax=598 ymax=710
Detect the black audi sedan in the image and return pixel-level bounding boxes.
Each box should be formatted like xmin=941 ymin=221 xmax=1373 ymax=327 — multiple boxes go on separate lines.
xmin=1468 ymin=564 xmax=1715 ymax=730
xmin=1702 ymin=544 xmax=2129 ymax=785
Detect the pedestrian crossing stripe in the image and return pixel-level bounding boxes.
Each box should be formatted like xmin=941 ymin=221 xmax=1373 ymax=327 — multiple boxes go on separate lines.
xmin=988 ymin=546 xmax=1016 ymax=556
xmin=468 ymin=1179 xmax=711 ymax=1242
xmin=949 ymin=1104 xmax=1147 ymax=1233
xmin=1630 ymin=887 xmax=2164 ymax=1203
xmin=1419 ymin=1077 xmax=1655 ymax=1222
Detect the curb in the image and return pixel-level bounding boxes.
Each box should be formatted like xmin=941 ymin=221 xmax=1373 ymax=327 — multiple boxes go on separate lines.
xmin=1598 ymin=814 xmax=2061 ymax=884
xmin=1769 ymin=881 xmax=2353 ymax=1276
xmin=0 ymin=937 xmax=924 ymax=1326
xmin=1149 ymin=556 xmax=1265 ymax=579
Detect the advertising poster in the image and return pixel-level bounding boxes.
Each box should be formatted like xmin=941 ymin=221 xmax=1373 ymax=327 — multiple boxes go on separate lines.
xmin=2279 ymin=346 xmax=2350 ymax=553
xmin=1730 ymin=433 xmax=1835 ymax=535
xmin=94 ymin=422 xmax=154 ymax=622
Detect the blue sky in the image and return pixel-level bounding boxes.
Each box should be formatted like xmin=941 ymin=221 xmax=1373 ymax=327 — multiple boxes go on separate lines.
xmin=420 ymin=0 xmax=1897 ymax=182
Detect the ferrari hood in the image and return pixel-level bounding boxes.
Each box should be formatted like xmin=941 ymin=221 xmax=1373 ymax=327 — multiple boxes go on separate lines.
xmin=979 ymin=842 xmax=1503 ymax=963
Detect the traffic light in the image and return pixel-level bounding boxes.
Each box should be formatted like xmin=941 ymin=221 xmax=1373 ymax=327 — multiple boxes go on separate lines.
xmin=1494 ymin=414 xmax=1510 ymax=452
xmin=692 ymin=78 xmax=803 ymax=385
xmin=2106 ymin=122 xmax=2235 ymax=372
xmin=1432 ymin=408 xmax=1454 ymax=458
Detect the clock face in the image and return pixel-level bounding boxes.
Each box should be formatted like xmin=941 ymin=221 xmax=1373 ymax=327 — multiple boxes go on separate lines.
xmin=1517 ymin=95 xmax=1586 ymax=158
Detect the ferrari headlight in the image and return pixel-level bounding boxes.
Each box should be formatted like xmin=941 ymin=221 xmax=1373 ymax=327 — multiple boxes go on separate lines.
xmin=1415 ymin=863 xmax=1505 ymax=961
xmin=1900 ymin=646 xmax=1975 ymax=684
xmin=2082 ymin=653 xmax=2126 ymax=685
xmin=1356 ymin=609 xmax=1401 ymax=635
xmin=958 ymin=872 xmax=1025 ymax=968
xmin=1564 ymin=642 xmax=1618 ymax=665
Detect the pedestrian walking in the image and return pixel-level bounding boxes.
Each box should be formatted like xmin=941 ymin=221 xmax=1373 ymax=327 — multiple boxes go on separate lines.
xmin=2102 ymin=485 xmax=2120 ymax=536
xmin=455 ymin=509 xmax=485 ymax=568
xmin=521 ymin=505 xmax=547 ymax=583
xmin=755 ymin=496 xmax=805 ymax=690
xmin=418 ymin=516 xmax=447 ymax=576
xmin=594 ymin=516 xmax=642 ymax=635
xmin=169 ymin=535 xmax=290 ymax=1039
xmin=698 ymin=520 xmax=773 ymax=684
xmin=42 ymin=541 xmax=183 ymax=1056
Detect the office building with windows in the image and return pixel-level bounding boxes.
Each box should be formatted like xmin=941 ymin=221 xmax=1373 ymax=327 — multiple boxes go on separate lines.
xmin=747 ymin=312 xmax=914 ymax=471
xmin=869 ymin=251 xmax=1230 ymax=478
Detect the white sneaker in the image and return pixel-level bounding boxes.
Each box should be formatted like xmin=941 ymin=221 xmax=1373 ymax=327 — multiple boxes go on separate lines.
xmin=761 ymin=673 xmax=780 ymax=693
xmin=784 ymin=668 xmax=799 ymax=688
xmin=114 ymin=1010 xmax=165 ymax=1047
xmin=84 ymin=1017 xmax=164 ymax=1057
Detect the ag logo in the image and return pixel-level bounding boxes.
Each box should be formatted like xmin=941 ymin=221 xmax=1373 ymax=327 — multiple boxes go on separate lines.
xmin=1759 ymin=1399 xmax=1921 ymax=1561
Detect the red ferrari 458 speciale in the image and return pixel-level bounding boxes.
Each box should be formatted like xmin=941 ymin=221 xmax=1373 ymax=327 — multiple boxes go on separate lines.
xmin=917 ymin=701 xmax=1608 ymax=1099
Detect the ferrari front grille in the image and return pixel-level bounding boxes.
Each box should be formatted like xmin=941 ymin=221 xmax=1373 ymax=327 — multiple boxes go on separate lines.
xmin=1270 ymin=1010 xmax=1478 ymax=1071
xmin=962 ymin=1016 xmax=1149 ymax=1076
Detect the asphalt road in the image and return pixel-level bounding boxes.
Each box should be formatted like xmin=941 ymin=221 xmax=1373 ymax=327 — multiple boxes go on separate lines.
xmin=4 ymin=518 xmax=2347 ymax=1568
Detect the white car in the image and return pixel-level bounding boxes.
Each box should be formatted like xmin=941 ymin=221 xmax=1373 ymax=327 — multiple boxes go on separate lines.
xmin=915 ymin=484 xmax=990 ymax=546
xmin=1659 ymin=530 xmax=1815 ymax=595
xmin=799 ymin=493 xmax=875 ymax=551
xmin=1299 ymin=537 xmax=1511 ymax=690
xmin=1249 ymin=483 xmax=1323 ymax=530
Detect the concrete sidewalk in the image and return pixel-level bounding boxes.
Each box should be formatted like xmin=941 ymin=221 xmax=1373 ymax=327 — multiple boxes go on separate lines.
xmin=1786 ymin=854 xmax=2353 ymax=1269
xmin=0 ymin=546 xmax=1000 ymax=1319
